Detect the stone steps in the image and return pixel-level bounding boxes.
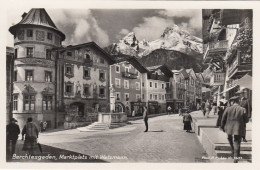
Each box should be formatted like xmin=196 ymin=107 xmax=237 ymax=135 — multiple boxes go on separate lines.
xmin=77 ymin=122 xmax=109 ymax=132
xmin=214 ymin=143 xmax=252 ymax=151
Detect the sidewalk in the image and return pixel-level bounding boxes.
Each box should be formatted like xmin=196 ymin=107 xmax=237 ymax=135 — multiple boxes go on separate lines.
xmin=190 ymin=110 xmax=252 ymax=163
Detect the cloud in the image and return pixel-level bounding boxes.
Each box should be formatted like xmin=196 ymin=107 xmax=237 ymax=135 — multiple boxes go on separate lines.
xmin=119 ymin=29 xmax=130 ymax=35
xmin=47 ymin=9 xmax=109 ymax=47
xmin=159 ymin=9 xmax=202 ymax=35
xmin=132 ymin=16 xmax=175 ymax=41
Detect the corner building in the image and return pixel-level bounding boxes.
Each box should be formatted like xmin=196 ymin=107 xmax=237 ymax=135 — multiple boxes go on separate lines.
xmin=9 ymin=9 xmax=65 ymax=129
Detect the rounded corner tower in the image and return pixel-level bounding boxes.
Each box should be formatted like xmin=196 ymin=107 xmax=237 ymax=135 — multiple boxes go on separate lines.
xmin=9 ymin=8 xmax=65 ymax=129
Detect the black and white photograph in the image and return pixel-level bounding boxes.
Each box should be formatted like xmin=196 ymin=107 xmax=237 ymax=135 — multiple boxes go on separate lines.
xmin=2 ymin=0 xmax=259 ymax=169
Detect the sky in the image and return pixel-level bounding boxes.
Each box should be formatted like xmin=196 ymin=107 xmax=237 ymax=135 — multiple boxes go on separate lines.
xmin=6 ymin=8 xmax=202 ymax=48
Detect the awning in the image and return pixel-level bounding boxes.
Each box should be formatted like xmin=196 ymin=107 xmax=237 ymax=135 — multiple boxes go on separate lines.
xmin=219 ymin=85 xmax=239 ymax=94
xmin=234 ymin=74 xmax=252 ymax=90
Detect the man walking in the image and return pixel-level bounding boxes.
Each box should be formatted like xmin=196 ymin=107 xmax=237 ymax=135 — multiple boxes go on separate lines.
xmin=22 ymin=117 xmax=39 ymax=155
xmin=143 ymin=106 xmax=148 ymax=132
xmin=6 ymin=118 xmax=20 ymax=160
xmin=237 ymin=88 xmax=252 ymax=142
xmin=221 ymin=96 xmax=249 ymax=163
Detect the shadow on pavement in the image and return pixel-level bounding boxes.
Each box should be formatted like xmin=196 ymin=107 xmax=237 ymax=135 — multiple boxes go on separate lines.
xmin=7 ymin=140 xmax=107 ymax=163
xmin=148 ymin=130 xmax=164 ymax=132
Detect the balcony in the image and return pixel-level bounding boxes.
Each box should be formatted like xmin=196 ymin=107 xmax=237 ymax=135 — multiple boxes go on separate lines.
xmin=210 ymin=72 xmax=225 ymax=86
xmin=15 ymin=57 xmax=55 ymax=68
xmin=83 ymin=59 xmax=93 ymax=67
xmin=203 ymin=40 xmax=228 ymax=63
xmin=122 ymin=72 xmax=138 ymax=79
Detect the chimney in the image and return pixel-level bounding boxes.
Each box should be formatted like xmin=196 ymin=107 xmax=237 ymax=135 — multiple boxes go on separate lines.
xmin=22 ymin=12 xmax=27 ymax=19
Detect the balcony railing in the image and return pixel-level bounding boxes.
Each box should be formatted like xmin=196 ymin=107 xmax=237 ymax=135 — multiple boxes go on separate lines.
xmin=203 ymin=40 xmax=228 ymax=62
xmin=210 ymin=72 xmax=225 ymax=86
xmin=122 ymin=72 xmax=138 ymax=79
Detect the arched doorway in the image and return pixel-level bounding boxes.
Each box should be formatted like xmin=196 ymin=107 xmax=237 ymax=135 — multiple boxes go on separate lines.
xmin=115 ymin=102 xmax=125 ymax=113
xmin=70 ymin=102 xmax=85 ymax=117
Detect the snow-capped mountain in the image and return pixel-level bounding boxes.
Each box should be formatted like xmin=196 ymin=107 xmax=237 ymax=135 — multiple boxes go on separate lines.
xmin=109 ymin=25 xmax=203 ymax=57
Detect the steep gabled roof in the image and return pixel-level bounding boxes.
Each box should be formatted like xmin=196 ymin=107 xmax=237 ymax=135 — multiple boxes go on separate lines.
xmin=9 ymin=8 xmax=65 ymax=41
xmin=147 ymin=65 xmax=173 ymax=77
xmin=56 ymin=41 xmax=115 ymax=65
xmin=179 ymin=68 xmax=189 ymax=79
xmin=113 ymin=55 xmax=149 ymax=73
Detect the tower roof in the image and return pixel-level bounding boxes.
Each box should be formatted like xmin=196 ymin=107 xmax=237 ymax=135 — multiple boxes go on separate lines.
xmin=9 ymin=8 xmax=65 ymax=41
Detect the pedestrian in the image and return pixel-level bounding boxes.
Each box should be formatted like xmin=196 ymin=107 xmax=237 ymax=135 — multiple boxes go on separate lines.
xmin=216 ymin=106 xmax=224 ymax=127
xmin=132 ymin=110 xmax=136 ymax=117
xmin=22 ymin=117 xmax=39 ymax=155
xmin=143 ymin=106 xmax=148 ymax=132
xmin=212 ymin=102 xmax=217 ymax=115
xmin=183 ymin=109 xmax=192 ymax=133
xmin=201 ymin=100 xmax=206 ymax=116
xmin=43 ymin=121 xmax=47 ymax=132
xmin=221 ymin=96 xmax=249 ymax=163
xmin=237 ymin=88 xmax=252 ymax=142
xmin=167 ymin=105 xmax=172 ymax=115
xmin=178 ymin=108 xmax=183 ymax=116
xmin=205 ymin=100 xmax=211 ymax=118
xmin=6 ymin=118 xmax=20 ymax=160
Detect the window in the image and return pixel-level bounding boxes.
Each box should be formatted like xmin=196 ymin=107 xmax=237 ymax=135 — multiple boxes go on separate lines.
xmin=125 ymin=67 xmax=129 ymax=73
xmin=99 ymin=72 xmax=105 ymax=81
xmin=66 ymin=66 xmax=72 ymax=75
xmin=67 ymin=52 xmax=72 ymax=56
xmin=46 ymin=49 xmax=51 ymax=59
xmin=47 ymin=33 xmax=53 ymax=40
xmin=26 ymin=47 xmax=33 ymax=57
xmin=154 ymin=94 xmax=158 ymax=100
xmin=115 ymin=78 xmax=121 ymax=88
xmin=162 ymin=84 xmax=165 ymax=89
xmin=124 ymin=80 xmax=129 ymax=89
xmin=116 ymin=92 xmax=121 ymax=100
xmin=155 ymin=83 xmax=158 ymax=88
xmin=136 ymin=70 xmax=139 ymax=77
xmin=83 ymin=67 xmax=91 ymax=79
xmin=14 ymin=49 xmax=17 ymax=59
xmin=83 ymin=84 xmax=90 ymax=97
xmin=27 ymin=29 xmax=33 ymax=37
xmin=99 ymin=86 xmax=105 ymax=97
xmin=115 ymin=65 xmax=120 ymax=73
xmin=162 ymin=94 xmax=164 ymax=100
xmin=45 ymin=71 xmax=52 ymax=82
xmin=136 ymin=82 xmax=140 ymax=90
xmin=150 ymin=82 xmax=153 ymax=87
xmin=13 ymin=95 xmax=18 ymax=111
xmin=24 ymin=95 xmax=35 ymax=111
xmin=150 ymin=94 xmax=153 ymax=100
xmin=142 ymin=94 xmax=145 ymax=100
xmin=43 ymin=95 xmax=53 ymax=110
xmin=100 ymin=58 xmax=105 ymax=64
xmin=25 ymin=70 xmax=33 ymax=81
xmin=84 ymin=54 xmax=90 ymax=60
xmin=142 ymin=82 xmax=144 ymax=87
xmin=166 ymin=83 xmax=170 ymax=88
xmin=14 ymin=71 xmax=17 ymax=81
xmin=136 ymin=94 xmax=141 ymax=101
xmin=125 ymin=93 xmax=129 ymax=101
xmin=66 ymin=85 xmax=72 ymax=93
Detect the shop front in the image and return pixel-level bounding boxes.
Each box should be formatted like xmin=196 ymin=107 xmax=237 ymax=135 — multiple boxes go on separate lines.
xmin=148 ymin=101 xmax=159 ymax=115
xmin=130 ymin=102 xmax=146 ymax=117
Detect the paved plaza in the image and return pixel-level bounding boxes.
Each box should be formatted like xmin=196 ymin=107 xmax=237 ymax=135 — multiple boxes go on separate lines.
xmin=10 ymin=114 xmax=205 ymax=163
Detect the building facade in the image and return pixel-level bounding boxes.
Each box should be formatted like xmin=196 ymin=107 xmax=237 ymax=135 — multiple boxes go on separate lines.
xmin=110 ymin=56 xmax=148 ymax=117
xmin=203 ymin=9 xmax=252 ymax=104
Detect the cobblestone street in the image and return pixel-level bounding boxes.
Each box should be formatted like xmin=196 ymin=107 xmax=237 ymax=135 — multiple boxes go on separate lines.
xmin=33 ymin=114 xmax=205 ymax=163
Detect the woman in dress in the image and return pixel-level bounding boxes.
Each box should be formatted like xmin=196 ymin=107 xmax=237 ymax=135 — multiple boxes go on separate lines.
xmin=183 ymin=110 xmax=193 ymax=133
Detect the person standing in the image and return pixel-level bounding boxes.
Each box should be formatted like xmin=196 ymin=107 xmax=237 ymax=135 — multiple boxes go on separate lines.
xmin=143 ymin=106 xmax=148 ymax=132
xmin=201 ymin=100 xmax=206 ymax=116
xmin=22 ymin=117 xmax=39 ymax=155
xmin=205 ymin=100 xmax=211 ymax=118
xmin=237 ymin=89 xmax=252 ymax=142
xmin=6 ymin=118 xmax=20 ymax=160
xmin=167 ymin=106 xmax=172 ymax=115
xmin=221 ymin=96 xmax=249 ymax=163
xmin=183 ymin=110 xmax=193 ymax=133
